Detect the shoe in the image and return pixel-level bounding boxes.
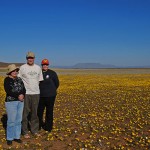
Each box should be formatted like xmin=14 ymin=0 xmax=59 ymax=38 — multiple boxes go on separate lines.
xmin=14 ymin=139 xmax=22 ymax=143
xmin=7 ymin=140 xmax=12 ymax=145
xmin=33 ymin=133 xmax=41 ymax=137
xmin=43 ymin=126 xmax=52 ymax=132
xmin=24 ymin=134 xmax=30 ymax=139
xmin=46 ymin=129 xmax=52 ymax=132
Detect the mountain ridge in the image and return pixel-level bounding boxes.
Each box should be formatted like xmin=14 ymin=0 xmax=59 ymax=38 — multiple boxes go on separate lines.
xmin=0 ymin=62 xmax=150 ymax=69
xmin=72 ymin=63 xmax=116 ymax=68
xmin=0 ymin=62 xmax=24 ymax=67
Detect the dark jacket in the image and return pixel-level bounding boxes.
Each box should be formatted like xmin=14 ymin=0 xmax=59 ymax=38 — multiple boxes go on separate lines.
xmin=4 ymin=77 xmax=26 ymax=102
xmin=39 ymin=69 xmax=59 ymax=97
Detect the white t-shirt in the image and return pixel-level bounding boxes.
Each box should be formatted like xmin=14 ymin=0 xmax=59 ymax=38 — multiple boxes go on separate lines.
xmin=18 ymin=64 xmax=43 ymax=94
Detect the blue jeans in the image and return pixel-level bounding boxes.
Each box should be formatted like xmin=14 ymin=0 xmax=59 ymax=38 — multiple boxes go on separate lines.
xmin=5 ymin=101 xmax=24 ymax=140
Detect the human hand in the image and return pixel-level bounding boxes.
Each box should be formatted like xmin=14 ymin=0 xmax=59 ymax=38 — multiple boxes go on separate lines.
xmin=18 ymin=94 xmax=24 ymax=101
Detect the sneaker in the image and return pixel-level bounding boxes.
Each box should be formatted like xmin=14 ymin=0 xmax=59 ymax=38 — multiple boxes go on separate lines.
xmin=7 ymin=140 xmax=12 ymax=145
xmin=14 ymin=139 xmax=22 ymax=143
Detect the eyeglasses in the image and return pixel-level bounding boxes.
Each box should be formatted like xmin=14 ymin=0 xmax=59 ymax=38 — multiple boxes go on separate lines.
xmin=27 ymin=57 xmax=34 ymax=59
xmin=42 ymin=64 xmax=49 ymax=66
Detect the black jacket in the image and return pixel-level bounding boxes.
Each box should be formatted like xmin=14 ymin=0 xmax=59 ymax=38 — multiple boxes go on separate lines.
xmin=4 ymin=77 xmax=26 ymax=102
xmin=39 ymin=69 xmax=59 ymax=97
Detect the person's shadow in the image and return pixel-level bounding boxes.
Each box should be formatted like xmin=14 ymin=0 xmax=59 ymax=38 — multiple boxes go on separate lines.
xmin=1 ymin=113 xmax=31 ymax=134
xmin=1 ymin=114 xmax=7 ymax=131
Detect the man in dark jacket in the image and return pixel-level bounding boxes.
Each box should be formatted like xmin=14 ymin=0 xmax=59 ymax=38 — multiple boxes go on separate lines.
xmin=38 ymin=59 xmax=59 ymax=132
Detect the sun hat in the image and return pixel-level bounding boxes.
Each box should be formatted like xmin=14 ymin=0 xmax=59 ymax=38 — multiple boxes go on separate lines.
xmin=41 ymin=59 xmax=49 ymax=65
xmin=26 ymin=51 xmax=35 ymax=58
xmin=6 ymin=64 xmax=19 ymax=75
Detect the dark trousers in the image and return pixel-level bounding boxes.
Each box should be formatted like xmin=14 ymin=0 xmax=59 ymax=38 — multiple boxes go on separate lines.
xmin=37 ymin=96 xmax=56 ymax=131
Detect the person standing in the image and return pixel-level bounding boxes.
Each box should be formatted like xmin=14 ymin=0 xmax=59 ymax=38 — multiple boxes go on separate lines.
xmin=4 ymin=64 xmax=25 ymax=145
xmin=18 ymin=52 xmax=43 ymax=138
xmin=38 ymin=59 xmax=59 ymax=132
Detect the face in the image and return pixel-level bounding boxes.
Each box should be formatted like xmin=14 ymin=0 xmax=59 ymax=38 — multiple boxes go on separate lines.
xmin=10 ymin=69 xmax=18 ymax=78
xmin=27 ymin=57 xmax=35 ymax=65
xmin=42 ymin=64 xmax=49 ymax=71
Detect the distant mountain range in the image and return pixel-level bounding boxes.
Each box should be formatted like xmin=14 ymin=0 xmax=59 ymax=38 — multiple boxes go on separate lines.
xmin=52 ymin=63 xmax=150 ymax=69
xmin=0 ymin=62 xmax=150 ymax=69
xmin=72 ymin=63 xmax=115 ymax=68
xmin=0 ymin=62 xmax=24 ymax=67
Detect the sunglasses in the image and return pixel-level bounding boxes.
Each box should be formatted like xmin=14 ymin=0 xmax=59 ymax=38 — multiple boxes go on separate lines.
xmin=27 ymin=57 xmax=34 ymax=59
xmin=42 ymin=64 xmax=49 ymax=66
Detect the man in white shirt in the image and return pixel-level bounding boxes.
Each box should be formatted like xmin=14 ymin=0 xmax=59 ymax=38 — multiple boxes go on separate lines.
xmin=18 ymin=52 xmax=43 ymax=138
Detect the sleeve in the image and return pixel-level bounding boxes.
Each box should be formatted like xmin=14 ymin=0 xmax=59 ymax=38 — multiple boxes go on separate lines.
xmin=39 ymin=68 xmax=43 ymax=81
xmin=53 ymin=72 xmax=59 ymax=89
xmin=17 ymin=66 xmax=22 ymax=78
xmin=20 ymin=79 xmax=26 ymax=95
xmin=4 ymin=78 xmax=18 ymax=98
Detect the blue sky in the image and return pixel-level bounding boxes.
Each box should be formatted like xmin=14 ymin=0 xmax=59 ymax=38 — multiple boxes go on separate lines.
xmin=0 ymin=0 xmax=150 ymax=66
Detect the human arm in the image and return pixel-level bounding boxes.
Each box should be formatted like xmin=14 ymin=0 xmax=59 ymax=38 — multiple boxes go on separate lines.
xmin=52 ymin=72 xmax=59 ymax=89
xmin=4 ymin=78 xmax=19 ymax=98
xmin=39 ymin=68 xmax=44 ymax=82
xmin=18 ymin=79 xmax=26 ymax=101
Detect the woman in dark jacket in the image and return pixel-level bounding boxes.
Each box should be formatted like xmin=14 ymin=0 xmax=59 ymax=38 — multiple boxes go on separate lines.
xmin=4 ymin=64 xmax=26 ymax=145
xmin=38 ymin=59 xmax=59 ymax=132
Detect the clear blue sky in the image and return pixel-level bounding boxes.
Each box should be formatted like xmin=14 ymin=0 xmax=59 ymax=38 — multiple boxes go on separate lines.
xmin=0 ymin=0 xmax=150 ymax=66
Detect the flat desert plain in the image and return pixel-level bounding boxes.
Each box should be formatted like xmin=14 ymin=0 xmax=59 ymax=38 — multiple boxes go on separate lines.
xmin=0 ymin=69 xmax=149 ymax=149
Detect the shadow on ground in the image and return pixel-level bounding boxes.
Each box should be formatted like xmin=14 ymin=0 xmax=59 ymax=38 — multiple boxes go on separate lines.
xmin=1 ymin=114 xmax=7 ymax=130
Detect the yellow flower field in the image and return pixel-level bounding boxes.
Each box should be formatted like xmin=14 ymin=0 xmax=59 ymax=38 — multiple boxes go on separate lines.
xmin=0 ymin=70 xmax=150 ymax=149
